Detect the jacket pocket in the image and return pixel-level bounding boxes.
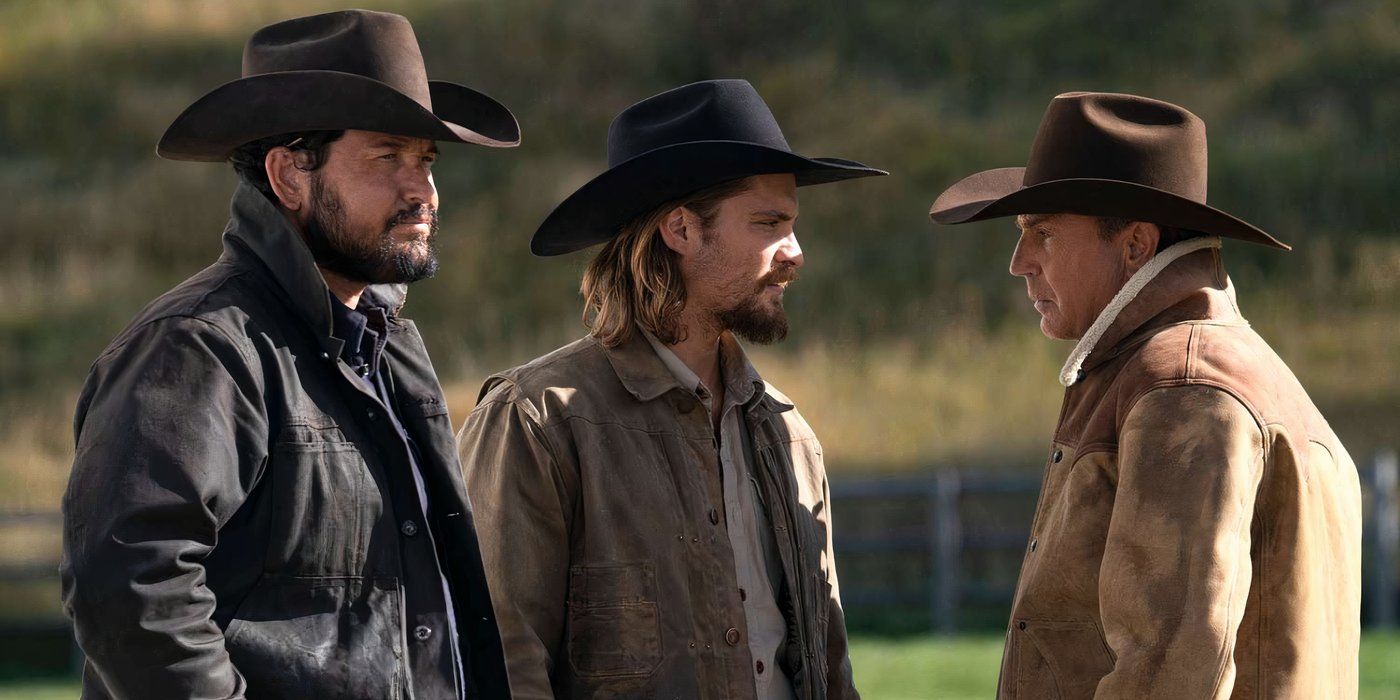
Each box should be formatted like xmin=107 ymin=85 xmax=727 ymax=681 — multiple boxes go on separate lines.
xmin=225 ymin=575 xmax=404 ymax=700
xmin=565 ymin=561 xmax=662 ymax=679
xmin=266 ymin=435 xmax=378 ymax=573
xmin=1013 ymin=618 xmax=1115 ymax=700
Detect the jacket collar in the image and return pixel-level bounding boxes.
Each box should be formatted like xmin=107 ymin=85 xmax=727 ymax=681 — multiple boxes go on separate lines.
xmin=601 ymin=327 xmax=780 ymax=412
xmin=220 ymin=182 xmax=409 ymax=350
xmin=1071 ymin=244 xmax=1244 ymax=381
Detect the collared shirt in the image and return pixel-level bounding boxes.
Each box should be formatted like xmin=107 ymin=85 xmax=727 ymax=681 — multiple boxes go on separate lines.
xmin=641 ymin=329 xmax=795 ymax=700
xmin=330 ymin=294 xmax=467 ymax=699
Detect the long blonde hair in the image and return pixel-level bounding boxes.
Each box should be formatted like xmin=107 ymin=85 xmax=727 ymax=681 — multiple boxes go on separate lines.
xmin=581 ymin=177 xmax=752 ymax=346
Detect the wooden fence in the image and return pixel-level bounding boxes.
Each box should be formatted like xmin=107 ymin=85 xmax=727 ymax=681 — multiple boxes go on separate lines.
xmin=0 ymin=450 xmax=1396 ymax=667
xmin=830 ymin=449 xmax=1400 ymax=633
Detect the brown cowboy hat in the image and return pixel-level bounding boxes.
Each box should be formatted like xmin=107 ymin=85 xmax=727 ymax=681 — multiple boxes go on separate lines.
xmin=929 ymin=91 xmax=1289 ymax=250
xmin=157 ymin=9 xmax=520 ymax=161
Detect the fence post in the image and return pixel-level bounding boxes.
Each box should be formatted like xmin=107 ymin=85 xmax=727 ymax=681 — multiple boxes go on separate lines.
xmin=932 ymin=470 xmax=962 ymax=634
xmin=1372 ymin=449 xmax=1398 ymax=629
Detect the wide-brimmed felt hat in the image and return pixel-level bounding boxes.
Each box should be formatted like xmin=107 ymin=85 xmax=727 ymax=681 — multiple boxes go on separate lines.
xmin=530 ymin=79 xmax=887 ymax=256
xmin=157 ymin=9 xmax=519 ymax=161
xmin=929 ymin=91 xmax=1289 ymax=250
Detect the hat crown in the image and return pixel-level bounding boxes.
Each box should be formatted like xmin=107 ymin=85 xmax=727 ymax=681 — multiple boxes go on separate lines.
xmin=1024 ymin=92 xmax=1208 ymax=203
xmin=243 ymin=10 xmax=431 ymax=107
xmin=606 ymin=79 xmax=791 ymax=166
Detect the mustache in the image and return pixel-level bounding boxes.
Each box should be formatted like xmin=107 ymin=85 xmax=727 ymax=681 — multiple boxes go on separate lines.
xmin=386 ymin=204 xmax=439 ymax=229
xmin=759 ymin=265 xmax=799 ymax=288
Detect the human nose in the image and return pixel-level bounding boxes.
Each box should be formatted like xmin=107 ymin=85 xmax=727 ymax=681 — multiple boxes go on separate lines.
xmin=1009 ymin=233 xmax=1036 ymax=278
xmin=401 ymin=160 xmax=436 ymax=206
xmin=775 ymin=230 xmax=803 ymax=269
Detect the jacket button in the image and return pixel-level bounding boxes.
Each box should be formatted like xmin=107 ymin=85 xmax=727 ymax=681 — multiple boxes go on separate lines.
xmin=1051 ymin=449 xmax=1063 ymax=463
xmin=319 ymin=351 xmax=331 ymax=361
xmin=725 ymin=628 xmax=741 ymax=645
xmin=756 ymin=660 xmax=765 ymax=674
xmin=1017 ymin=620 xmax=1027 ymax=631
xmin=1029 ymin=538 xmax=1037 ymax=552
xmin=709 ymin=509 xmax=720 ymax=525
xmin=414 ymin=625 xmax=432 ymax=641
xmin=401 ymin=520 xmax=418 ymax=537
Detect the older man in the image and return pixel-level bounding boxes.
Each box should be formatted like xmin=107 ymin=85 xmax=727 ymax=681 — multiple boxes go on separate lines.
xmin=457 ymin=80 xmax=885 ymax=699
xmin=61 ymin=11 xmax=520 ymax=699
xmin=930 ymin=92 xmax=1362 ymax=698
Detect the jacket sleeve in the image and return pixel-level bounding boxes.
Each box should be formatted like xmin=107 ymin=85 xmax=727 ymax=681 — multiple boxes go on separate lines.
xmin=1095 ymin=384 xmax=1264 ymax=699
xmin=457 ymin=382 xmax=574 ymax=700
xmin=821 ymin=474 xmax=861 ymax=699
xmin=61 ymin=315 xmax=268 ymax=700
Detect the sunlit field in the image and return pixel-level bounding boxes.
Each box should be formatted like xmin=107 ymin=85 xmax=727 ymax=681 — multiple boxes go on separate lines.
xmin=3 ymin=633 xmax=1396 ymax=699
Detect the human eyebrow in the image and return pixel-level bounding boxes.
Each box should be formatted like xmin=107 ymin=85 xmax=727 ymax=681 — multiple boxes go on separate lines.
xmin=368 ymin=137 xmax=436 ymax=155
xmin=751 ymin=209 xmax=796 ymax=222
xmin=1016 ymin=213 xmax=1050 ymax=230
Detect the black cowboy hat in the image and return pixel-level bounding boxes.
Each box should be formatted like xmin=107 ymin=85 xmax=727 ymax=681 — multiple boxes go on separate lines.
xmin=157 ymin=9 xmax=519 ymax=161
xmin=530 ymin=79 xmax=887 ymax=256
xmin=929 ymin=91 xmax=1289 ymax=250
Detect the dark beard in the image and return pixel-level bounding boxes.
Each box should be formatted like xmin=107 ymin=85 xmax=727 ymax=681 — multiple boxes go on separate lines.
xmin=301 ymin=175 xmax=440 ymax=285
xmin=715 ymin=266 xmax=797 ymax=345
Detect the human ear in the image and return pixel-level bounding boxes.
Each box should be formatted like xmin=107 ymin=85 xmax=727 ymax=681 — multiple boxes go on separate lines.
xmin=1123 ymin=221 xmax=1159 ymax=273
xmin=657 ymin=206 xmax=699 ymax=257
xmin=265 ymin=147 xmax=311 ymax=212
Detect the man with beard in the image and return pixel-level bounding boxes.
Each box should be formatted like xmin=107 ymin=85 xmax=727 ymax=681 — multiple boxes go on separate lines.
xmin=930 ymin=92 xmax=1361 ymax=697
xmin=61 ymin=11 xmax=520 ymax=699
xmin=456 ymin=80 xmax=885 ymax=699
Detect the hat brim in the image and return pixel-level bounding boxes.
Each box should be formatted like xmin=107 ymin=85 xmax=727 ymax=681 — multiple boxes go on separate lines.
xmin=929 ymin=166 xmax=1289 ymax=250
xmin=157 ymin=70 xmax=520 ymax=161
xmin=530 ymin=141 xmax=887 ymax=256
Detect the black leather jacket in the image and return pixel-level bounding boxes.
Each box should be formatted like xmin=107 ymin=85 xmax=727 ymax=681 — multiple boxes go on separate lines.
xmin=61 ymin=183 xmax=509 ymax=699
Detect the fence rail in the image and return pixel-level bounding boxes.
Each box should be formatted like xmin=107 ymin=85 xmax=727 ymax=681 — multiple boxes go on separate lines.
xmin=1 ymin=452 xmax=1397 ymax=650
xmin=832 ymin=450 xmax=1400 ymax=633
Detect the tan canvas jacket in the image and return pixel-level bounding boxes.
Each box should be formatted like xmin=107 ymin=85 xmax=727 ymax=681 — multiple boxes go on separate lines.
xmin=457 ymin=331 xmax=857 ymax=699
xmin=999 ymin=248 xmax=1362 ymax=699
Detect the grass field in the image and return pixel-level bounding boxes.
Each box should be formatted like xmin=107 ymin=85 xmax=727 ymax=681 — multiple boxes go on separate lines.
xmin=2 ymin=633 xmax=1395 ymax=699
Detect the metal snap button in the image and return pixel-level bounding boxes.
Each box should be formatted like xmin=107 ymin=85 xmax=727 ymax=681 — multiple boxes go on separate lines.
xmin=1029 ymin=538 xmax=1038 ymax=552
xmin=1052 ymin=449 xmax=1063 ymax=463
xmin=725 ymin=628 xmax=741 ymax=645
xmin=414 ymin=625 xmax=432 ymax=641
xmin=401 ymin=520 xmax=418 ymax=537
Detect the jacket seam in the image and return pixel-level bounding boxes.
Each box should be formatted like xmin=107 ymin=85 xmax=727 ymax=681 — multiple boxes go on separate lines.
xmin=93 ymin=267 xmax=256 ymax=365
xmin=1184 ymin=324 xmax=1199 ymax=380
xmin=1120 ymin=378 xmax=1268 ymax=436
xmin=1208 ymin=401 xmax=1267 ymax=697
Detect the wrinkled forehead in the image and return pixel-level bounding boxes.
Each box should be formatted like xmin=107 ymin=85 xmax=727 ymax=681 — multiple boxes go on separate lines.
xmin=339 ymin=128 xmax=438 ymax=153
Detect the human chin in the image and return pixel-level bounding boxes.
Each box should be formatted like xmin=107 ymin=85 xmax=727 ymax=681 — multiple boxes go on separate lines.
xmin=1036 ymin=308 xmax=1077 ymax=341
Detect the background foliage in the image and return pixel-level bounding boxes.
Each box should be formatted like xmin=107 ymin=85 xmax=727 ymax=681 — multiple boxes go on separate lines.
xmin=0 ymin=1 xmax=1397 ymax=694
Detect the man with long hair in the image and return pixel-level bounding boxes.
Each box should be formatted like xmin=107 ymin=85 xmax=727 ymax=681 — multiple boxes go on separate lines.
xmin=457 ymin=80 xmax=885 ymax=698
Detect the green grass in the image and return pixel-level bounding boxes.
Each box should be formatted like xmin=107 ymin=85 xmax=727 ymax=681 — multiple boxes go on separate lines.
xmin=3 ymin=633 xmax=1395 ymax=699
